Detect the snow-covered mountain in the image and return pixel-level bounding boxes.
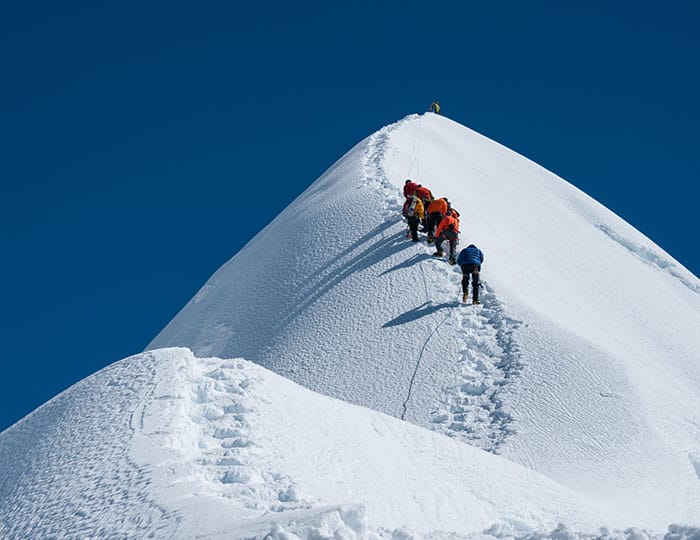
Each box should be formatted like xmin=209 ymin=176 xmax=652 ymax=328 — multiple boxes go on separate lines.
xmin=0 ymin=348 xmax=634 ymax=538
xmin=2 ymin=114 xmax=699 ymax=538
xmin=149 ymin=113 xmax=700 ymax=520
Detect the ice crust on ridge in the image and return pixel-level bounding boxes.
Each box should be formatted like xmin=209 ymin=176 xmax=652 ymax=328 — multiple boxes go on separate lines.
xmin=149 ymin=114 xmax=700 ymax=525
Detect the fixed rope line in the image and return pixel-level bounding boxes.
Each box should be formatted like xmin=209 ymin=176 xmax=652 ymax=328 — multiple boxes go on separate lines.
xmin=400 ymin=228 xmax=436 ymax=421
xmin=406 ymin=115 xmax=423 ymax=180
xmin=400 ymin=114 xmax=443 ymax=421
xmin=401 ymin=307 xmax=453 ymax=421
xmin=415 ymin=114 xmax=422 ymax=179
xmin=401 ymin=257 xmax=453 ymax=421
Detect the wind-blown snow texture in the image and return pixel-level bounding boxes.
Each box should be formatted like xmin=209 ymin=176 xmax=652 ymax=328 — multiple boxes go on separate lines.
xmin=2 ymin=114 xmax=699 ymax=538
xmin=0 ymin=348 xmax=648 ymax=538
xmin=151 ymin=114 xmax=700 ymax=525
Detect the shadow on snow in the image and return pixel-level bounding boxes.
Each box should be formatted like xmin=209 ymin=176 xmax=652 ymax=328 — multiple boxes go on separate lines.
xmin=379 ymin=252 xmax=433 ymax=276
xmin=382 ymin=301 xmax=459 ymax=328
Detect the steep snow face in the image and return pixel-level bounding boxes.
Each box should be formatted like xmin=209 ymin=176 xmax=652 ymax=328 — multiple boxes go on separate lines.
xmin=148 ymin=114 xmax=700 ymax=525
xmin=0 ymin=348 xmax=633 ymax=539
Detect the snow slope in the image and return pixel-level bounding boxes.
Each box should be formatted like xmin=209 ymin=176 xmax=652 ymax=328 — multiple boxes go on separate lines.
xmin=0 ymin=348 xmax=641 ymax=538
xmin=148 ymin=114 xmax=700 ymax=527
xmin=2 ymin=114 xmax=700 ymax=537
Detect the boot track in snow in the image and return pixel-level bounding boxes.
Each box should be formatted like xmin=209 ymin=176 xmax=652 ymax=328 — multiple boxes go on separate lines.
xmin=364 ymin=116 xmax=524 ymax=453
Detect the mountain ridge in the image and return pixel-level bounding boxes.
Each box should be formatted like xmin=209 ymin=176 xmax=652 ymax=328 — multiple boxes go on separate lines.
xmin=0 ymin=347 xmax=644 ymax=538
xmin=149 ymin=113 xmax=700 ymax=524
xmin=2 ymin=114 xmax=699 ymax=537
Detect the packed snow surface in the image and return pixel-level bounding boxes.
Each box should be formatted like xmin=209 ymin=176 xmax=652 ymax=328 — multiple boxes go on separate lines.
xmin=0 ymin=347 xmax=693 ymax=539
xmin=2 ymin=114 xmax=700 ymax=537
xmin=150 ymin=114 xmax=700 ymax=526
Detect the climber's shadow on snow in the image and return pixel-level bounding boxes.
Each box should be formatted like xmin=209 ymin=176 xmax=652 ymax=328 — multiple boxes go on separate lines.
xmin=305 ymin=217 xmax=405 ymax=283
xmin=379 ymin=252 xmax=433 ymax=276
xmin=281 ymin=227 xmax=413 ymax=325
xmin=383 ymin=301 xmax=458 ymax=328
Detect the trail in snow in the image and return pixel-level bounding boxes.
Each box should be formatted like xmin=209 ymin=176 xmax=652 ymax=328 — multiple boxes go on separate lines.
xmin=171 ymin=358 xmax=311 ymax=512
xmin=397 ymin=241 xmax=524 ymax=453
xmin=362 ymin=116 xmax=524 ymax=452
xmin=3 ymin=345 xmax=697 ymax=538
xmin=146 ymin=113 xmax=700 ymax=525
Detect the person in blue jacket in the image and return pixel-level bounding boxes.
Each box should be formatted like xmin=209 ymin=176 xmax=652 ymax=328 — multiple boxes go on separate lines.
xmin=457 ymin=244 xmax=484 ymax=304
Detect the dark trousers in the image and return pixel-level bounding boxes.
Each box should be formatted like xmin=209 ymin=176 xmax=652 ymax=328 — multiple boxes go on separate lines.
xmin=460 ymin=263 xmax=481 ymax=300
xmin=407 ymin=216 xmax=420 ymax=241
xmin=435 ymin=231 xmax=458 ymax=260
xmin=426 ymin=212 xmax=443 ymax=238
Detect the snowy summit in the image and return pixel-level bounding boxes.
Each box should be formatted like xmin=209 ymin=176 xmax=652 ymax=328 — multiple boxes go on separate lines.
xmin=1 ymin=114 xmax=699 ymax=539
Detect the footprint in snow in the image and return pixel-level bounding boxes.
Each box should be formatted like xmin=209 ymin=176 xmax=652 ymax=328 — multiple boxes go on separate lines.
xmin=221 ymin=467 xmax=263 ymax=485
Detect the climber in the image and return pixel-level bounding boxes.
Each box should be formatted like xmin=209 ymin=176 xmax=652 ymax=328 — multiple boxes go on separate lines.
xmin=403 ymin=179 xmax=418 ymax=199
xmin=414 ymin=184 xmax=434 ymax=228
xmin=446 ymin=200 xmax=460 ymax=220
xmin=414 ymin=184 xmax=433 ymax=205
xmin=404 ymin=194 xmax=425 ymax=242
xmin=430 ymin=100 xmax=441 ymax=114
xmin=433 ymin=210 xmax=460 ymax=264
xmin=426 ymin=197 xmax=448 ymax=243
xmin=457 ymin=244 xmax=484 ymax=305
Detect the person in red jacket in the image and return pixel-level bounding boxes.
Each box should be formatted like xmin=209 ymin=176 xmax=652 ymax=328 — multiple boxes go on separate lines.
xmin=433 ymin=210 xmax=460 ymax=264
xmin=414 ymin=184 xmax=433 ymax=203
xmin=413 ymin=184 xmax=433 ymax=228
xmin=403 ymin=179 xmax=418 ymax=199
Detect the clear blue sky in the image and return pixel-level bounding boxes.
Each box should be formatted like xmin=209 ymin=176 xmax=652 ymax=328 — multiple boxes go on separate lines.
xmin=1 ymin=1 xmax=698 ymax=432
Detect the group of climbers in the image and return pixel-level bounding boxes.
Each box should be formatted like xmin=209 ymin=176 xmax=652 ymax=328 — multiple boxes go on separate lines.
xmin=402 ymin=179 xmax=484 ymax=305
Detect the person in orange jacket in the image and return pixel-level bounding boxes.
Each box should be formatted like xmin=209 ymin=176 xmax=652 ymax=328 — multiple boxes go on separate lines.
xmin=426 ymin=197 xmax=448 ymax=243
xmin=433 ymin=210 xmax=460 ymax=264
xmin=447 ymin=200 xmax=460 ymax=221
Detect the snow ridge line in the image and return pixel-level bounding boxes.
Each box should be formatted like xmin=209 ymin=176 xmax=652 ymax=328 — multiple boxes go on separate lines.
xmin=597 ymin=224 xmax=700 ymax=294
xmin=360 ymin=120 xmax=407 ymax=209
